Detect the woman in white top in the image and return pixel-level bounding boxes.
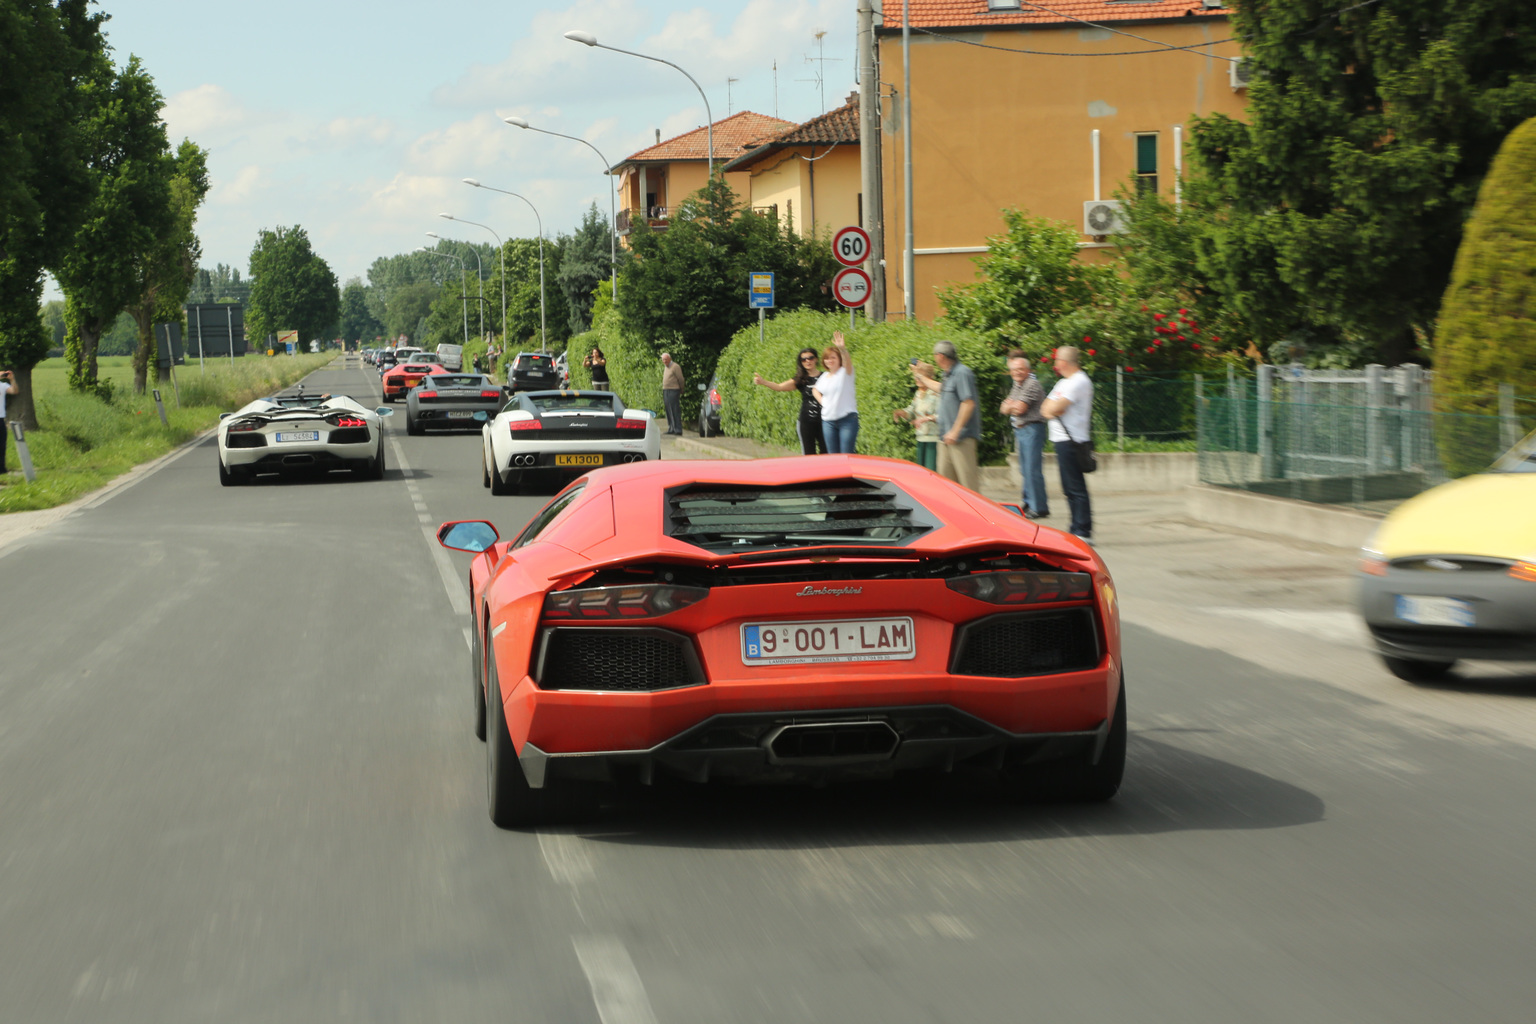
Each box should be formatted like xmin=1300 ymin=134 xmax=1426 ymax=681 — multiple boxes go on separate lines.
xmin=811 ymin=331 xmax=858 ymax=454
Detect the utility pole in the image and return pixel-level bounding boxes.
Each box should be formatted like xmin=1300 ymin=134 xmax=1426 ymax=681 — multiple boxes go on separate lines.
xmin=857 ymin=0 xmax=886 ymax=321
xmin=901 ymin=0 xmax=914 ymax=321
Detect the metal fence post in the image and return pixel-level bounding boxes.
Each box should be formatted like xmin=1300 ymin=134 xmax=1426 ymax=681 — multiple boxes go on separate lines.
xmin=10 ymin=421 xmax=36 ymax=483
xmin=1194 ymin=373 xmax=1204 ymax=470
xmin=1115 ymin=367 xmax=1124 ymax=451
xmin=1258 ymin=364 xmax=1276 ymax=479
xmin=1365 ymin=363 xmax=1384 ymax=474
xmin=1499 ymin=383 xmax=1520 ymax=451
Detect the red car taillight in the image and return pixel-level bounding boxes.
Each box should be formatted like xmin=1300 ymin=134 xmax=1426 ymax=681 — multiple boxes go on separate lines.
xmin=480 ymin=390 xmax=502 ymax=399
xmin=1509 ymin=561 xmax=1536 ymax=582
xmin=329 ymin=416 xmax=366 ymax=427
xmin=543 ymin=584 xmax=708 ymax=620
xmin=615 ymin=418 xmax=647 ymax=431
xmin=946 ymin=571 xmax=1094 ymax=605
xmin=228 ymin=421 xmax=261 ymax=432
xmin=709 ymin=389 xmax=721 ymax=407
xmin=507 ymin=419 xmax=542 ymax=432
xmin=416 ymin=391 xmax=438 ymax=399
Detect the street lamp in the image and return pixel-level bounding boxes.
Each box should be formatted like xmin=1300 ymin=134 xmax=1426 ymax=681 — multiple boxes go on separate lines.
xmin=414 ymin=246 xmax=469 ymax=345
xmin=426 ymin=232 xmax=483 ymax=339
xmin=439 ymin=212 xmax=508 ymax=350
xmin=460 ymin=180 xmax=548 ymax=353
xmin=504 ymin=115 xmax=618 ymax=303
xmin=563 ymin=29 xmax=715 ymax=178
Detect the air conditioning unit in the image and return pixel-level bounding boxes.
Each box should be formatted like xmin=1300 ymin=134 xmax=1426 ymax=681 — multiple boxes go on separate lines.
xmin=1083 ymin=200 xmax=1125 ymax=236
xmin=1230 ymin=57 xmax=1254 ymax=90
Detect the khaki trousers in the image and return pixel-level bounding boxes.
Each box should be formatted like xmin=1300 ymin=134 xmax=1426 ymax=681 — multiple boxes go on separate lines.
xmin=936 ymin=436 xmax=979 ymax=491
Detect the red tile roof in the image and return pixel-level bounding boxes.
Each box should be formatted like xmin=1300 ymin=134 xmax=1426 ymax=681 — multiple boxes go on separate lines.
xmin=723 ymin=94 xmax=860 ymax=172
xmin=882 ymin=1 xmax=1227 ymax=31
xmin=617 ymin=111 xmax=798 ymax=166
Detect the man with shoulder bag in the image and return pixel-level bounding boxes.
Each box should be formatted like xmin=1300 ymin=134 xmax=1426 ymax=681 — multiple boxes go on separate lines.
xmin=1041 ymin=346 xmax=1095 ymax=543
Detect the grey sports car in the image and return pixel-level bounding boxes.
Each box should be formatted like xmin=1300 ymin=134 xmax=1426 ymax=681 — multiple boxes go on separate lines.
xmin=405 ymin=372 xmax=506 ymax=435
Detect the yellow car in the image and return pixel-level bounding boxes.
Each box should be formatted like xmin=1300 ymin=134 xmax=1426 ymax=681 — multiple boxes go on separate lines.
xmin=1358 ymin=429 xmax=1536 ymax=681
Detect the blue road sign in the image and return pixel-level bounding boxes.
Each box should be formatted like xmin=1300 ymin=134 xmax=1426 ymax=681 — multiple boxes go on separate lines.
xmin=749 ymin=271 xmax=775 ymax=309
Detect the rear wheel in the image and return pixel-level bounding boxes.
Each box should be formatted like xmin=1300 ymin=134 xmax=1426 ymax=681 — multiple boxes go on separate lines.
xmin=489 ymin=459 xmax=513 ymax=495
xmin=484 ymin=653 xmax=593 ymax=827
xmin=218 ymin=458 xmax=235 ymax=486
xmin=363 ymin=441 xmax=386 ymax=480
xmin=482 ymin=453 xmax=491 ymax=488
xmin=472 ymin=612 xmax=487 ymax=741
xmin=1382 ymin=655 xmax=1456 ymax=683
xmin=1002 ymin=679 xmax=1126 ymax=802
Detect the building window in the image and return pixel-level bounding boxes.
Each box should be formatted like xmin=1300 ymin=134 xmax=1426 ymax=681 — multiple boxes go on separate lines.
xmin=1136 ymin=133 xmax=1158 ymax=194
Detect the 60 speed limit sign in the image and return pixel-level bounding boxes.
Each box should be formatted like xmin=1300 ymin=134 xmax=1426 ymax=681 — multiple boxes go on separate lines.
xmin=832 ymin=267 xmax=871 ymax=308
xmin=832 ymin=225 xmax=870 ymax=267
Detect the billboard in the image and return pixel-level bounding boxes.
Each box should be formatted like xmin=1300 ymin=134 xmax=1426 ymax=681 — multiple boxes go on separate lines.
xmin=183 ymin=303 xmax=248 ymax=357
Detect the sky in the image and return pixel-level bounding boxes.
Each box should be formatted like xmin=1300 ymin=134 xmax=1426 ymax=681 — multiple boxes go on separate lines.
xmin=62 ymin=0 xmax=857 ymax=295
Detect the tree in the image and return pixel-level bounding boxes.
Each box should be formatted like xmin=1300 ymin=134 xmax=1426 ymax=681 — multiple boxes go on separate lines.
xmin=558 ymin=203 xmax=626 ymax=334
xmin=493 ymin=237 xmax=571 ymax=350
xmin=127 ymin=139 xmax=210 ymax=393
xmin=381 ymin=281 xmax=439 ymax=343
xmin=338 ymin=277 xmax=383 ymax=344
xmin=939 ymin=209 xmax=1120 ymax=350
xmin=247 ymin=225 xmax=340 ymax=346
xmin=1186 ymin=0 xmax=1536 ymax=365
xmin=1433 ymin=116 xmax=1536 ymax=473
xmin=188 ymin=263 xmax=252 ymax=304
xmin=0 ymin=0 xmax=106 ymax=428
xmin=55 ymin=53 xmax=177 ymax=396
xmin=621 ymin=178 xmax=838 ymax=386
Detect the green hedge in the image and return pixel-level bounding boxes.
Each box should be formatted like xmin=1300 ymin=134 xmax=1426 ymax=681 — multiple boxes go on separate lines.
xmin=713 ymin=309 xmax=1013 ymax=463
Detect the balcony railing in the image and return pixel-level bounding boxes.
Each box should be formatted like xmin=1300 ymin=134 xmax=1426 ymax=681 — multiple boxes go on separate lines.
xmin=616 ymin=206 xmax=670 ymax=236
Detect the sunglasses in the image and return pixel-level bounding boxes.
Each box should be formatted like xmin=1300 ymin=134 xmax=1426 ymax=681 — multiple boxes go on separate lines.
xmin=800 ymin=355 xmax=817 ymax=362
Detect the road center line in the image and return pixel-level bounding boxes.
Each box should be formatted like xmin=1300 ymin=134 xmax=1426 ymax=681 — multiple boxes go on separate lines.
xmin=538 ymin=828 xmax=597 ymax=885
xmin=572 ymin=935 xmax=660 ymax=1024
xmin=389 ymin=433 xmax=469 ymax=618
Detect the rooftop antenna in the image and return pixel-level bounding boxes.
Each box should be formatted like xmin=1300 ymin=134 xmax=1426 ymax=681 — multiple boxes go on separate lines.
xmin=727 ymin=76 xmax=740 ymax=115
xmin=800 ymin=30 xmax=842 ymax=112
xmin=772 ymin=60 xmax=778 ymax=117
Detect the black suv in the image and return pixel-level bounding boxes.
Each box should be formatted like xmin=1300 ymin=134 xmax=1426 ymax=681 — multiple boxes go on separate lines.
xmin=508 ymin=351 xmax=559 ymax=393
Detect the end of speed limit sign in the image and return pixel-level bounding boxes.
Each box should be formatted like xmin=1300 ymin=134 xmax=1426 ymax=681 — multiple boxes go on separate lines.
xmin=832 ymin=267 xmax=871 ymax=308
xmin=832 ymin=225 xmax=870 ymax=267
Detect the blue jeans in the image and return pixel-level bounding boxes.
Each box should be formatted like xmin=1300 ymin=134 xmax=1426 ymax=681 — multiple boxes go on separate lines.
xmin=1055 ymin=441 xmax=1093 ymax=539
xmin=822 ymin=412 xmax=859 ymax=454
xmin=1015 ymin=422 xmax=1049 ymax=516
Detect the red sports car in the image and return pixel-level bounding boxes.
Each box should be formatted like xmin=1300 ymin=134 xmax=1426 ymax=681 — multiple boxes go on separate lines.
xmin=438 ymin=456 xmax=1125 ymax=827
xmin=382 ymin=361 xmax=438 ymax=402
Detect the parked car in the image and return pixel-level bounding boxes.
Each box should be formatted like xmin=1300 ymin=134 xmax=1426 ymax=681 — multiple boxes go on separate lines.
xmin=1358 ymin=428 xmax=1536 ymax=680
xmin=437 ymin=454 xmax=1123 ymax=826
xmin=698 ymin=375 xmax=722 ymax=437
xmin=437 ymin=343 xmax=464 ymax=372
xmin=508 ymin=351 xmax=559 ymax=393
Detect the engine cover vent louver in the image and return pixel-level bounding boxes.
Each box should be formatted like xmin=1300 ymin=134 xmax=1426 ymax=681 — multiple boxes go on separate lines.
xmin=664 ymin=478 xmax=938 ymax=553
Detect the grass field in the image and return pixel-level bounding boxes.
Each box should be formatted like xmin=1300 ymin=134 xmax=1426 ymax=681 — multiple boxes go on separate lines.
xmin=1 ymin=354 xmax=333 ymax=513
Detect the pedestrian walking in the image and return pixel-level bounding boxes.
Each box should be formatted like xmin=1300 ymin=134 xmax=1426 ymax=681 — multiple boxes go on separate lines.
xmin=893 ymin=358 xmax=940 ymax=470
xmin=1001 ymin=353 xmax=1049 ymax=519
xmin=930 ymin=340 xmax=980 ymax=491
xmin=660 ymin=352 xmax=684 ymax=434
xmin=584 ymin=347 xmax=609 ymax=390
xmin=753 ymin=348 xmax=828 ymax=454
xmin=812 ymin=331 xmax=858 ymax=454
xmin=1042 ymin=345 xmax=1094 ymax=542
xmin=0 ymin=368 xmax=14 ymax=475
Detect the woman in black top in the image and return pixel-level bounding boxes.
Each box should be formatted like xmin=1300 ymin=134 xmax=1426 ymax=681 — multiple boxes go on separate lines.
xmin=583 ymin=347 xmax=608 ymax=390
xmin=753 ymin=348 xmax=828 ymax=454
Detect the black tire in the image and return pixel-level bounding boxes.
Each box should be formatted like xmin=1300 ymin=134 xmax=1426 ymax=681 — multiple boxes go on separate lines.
xmin=472 ymin=610 xmax=487 ymax=742
xmin=482 ymin=453 xmax=491 ymax=488
xmin=1382 ymin=655 xmax=1456 ymax=682
xmin=1002 ymin=679 xmax=1126 ymax=803
xmin=364 ymin=441 xmax=385 ymax=480
xmin=218 ymin=457 xmax=233 ymax=486
xmin=484 ymin=653 xmax=594 ymax=828
xmin=489 ymin=459 xmax=513 ymax=495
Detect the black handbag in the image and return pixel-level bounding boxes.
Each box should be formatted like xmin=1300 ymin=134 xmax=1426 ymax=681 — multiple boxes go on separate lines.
xmin=1062 ymin=424 xmax=1097 ymax=473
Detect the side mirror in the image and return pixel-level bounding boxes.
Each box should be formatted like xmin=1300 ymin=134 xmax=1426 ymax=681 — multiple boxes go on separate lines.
xmin=438 ymin=520 xmax=499 ymax=553
xmin=696 ymin=383 xmax=707 ymax=392
xmin=219 ymin=412 xmax=232 ymax=420
xmin=376 ymin=407 xmax=395 ymax=417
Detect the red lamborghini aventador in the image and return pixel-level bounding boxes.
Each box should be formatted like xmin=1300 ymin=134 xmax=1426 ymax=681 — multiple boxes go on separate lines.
xmin=438 ymin=455 xmax=1125 ymax=827
xmin=382 ymin=361 xmax=437 ymax=402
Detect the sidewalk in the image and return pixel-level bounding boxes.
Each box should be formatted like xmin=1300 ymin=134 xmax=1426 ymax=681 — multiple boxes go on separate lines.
xmin=660 ymin=428 xmax=1536 ymax=748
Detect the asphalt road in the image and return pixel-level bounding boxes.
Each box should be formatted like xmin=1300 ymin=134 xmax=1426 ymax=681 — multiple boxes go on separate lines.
xmin=2 ymin=358 xmax=1534 ymax=1023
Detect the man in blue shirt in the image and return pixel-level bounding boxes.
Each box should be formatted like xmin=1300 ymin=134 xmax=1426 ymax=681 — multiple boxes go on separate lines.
xmin=931 ymin=340 xmax=980 ymax=492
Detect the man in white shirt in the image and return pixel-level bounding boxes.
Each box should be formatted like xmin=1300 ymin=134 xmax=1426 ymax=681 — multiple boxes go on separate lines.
xmin=0 ymin=368 xmax=15 ymax=475
xmin=1041 ymin=346 xmax=1093 ymax=542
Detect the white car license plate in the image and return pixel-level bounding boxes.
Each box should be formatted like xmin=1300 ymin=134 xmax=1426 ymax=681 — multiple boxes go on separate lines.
xmin=1395 ymin=594 xmax=1474 ymax=628
xmin=448 ymin=410 xmax=474 ymax=419
xmin=741 ymin=618 xmax=916 ymax=666
xmin=275 ymin=431 xmax=319 ymax=443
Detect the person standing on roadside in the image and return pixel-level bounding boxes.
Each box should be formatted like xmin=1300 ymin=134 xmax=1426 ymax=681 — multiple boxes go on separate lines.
xmin=660 ymin=352 xmax=684 ymax=434
xmin=753 ymin=348 xmax=828 ymax=454
xmin=1001 ymin=353 xmax=1049 ymax=519
xmin=0 ymin=369 xmax=14 ymax=475
xmin=930 ymin=340 xmax=980 ymax=491
xmin=893 ymin=358 xmax=940 ymax=470
xmin=1042 ymin=345 xmax=1094 ymax=542
xmin=812 ymin=331 xmax=859 ymax=454
xmin=584 ymin=347 xmax=608 ymax=390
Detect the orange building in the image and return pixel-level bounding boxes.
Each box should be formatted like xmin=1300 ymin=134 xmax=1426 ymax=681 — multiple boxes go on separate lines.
xmin=723 ymin=94 xmax=864 ymax=241
xmin=878 ymin=0 xmax=1248 ymax=321
xmin=610 ymin=111 xmax=795 ymax=242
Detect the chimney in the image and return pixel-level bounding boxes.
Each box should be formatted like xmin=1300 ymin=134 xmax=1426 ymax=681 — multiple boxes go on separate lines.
xmin=655 ymin=129 xmax=661 ymax=144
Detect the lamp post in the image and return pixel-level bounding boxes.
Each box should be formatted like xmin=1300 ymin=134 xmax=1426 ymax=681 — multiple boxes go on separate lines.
xmin=563 ymin=30 xmax=715 ymax=178
xmin=439 ymin=212 xmax=507 ymax=349
xmin=427 ymin=232 xmax=483 ymax=339
xmin=414 ymin=246 xmax=469 ymax=345
xmin=459 ymin=181 xmax=547 ymax=353
xmin=504 ymin=116 xmax=618 ymax=303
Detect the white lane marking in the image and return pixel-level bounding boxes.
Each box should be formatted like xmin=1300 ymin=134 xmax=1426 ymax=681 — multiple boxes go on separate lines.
xmin=572 ymin=935 xmax=660 ymax=1024
xmin=390 ymin=434 xmax=470 ymax=618
xmin=463 ymin=627 xmax=473 ymax=651
xmin=538 ymin=828 xmax=597 ymax=885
